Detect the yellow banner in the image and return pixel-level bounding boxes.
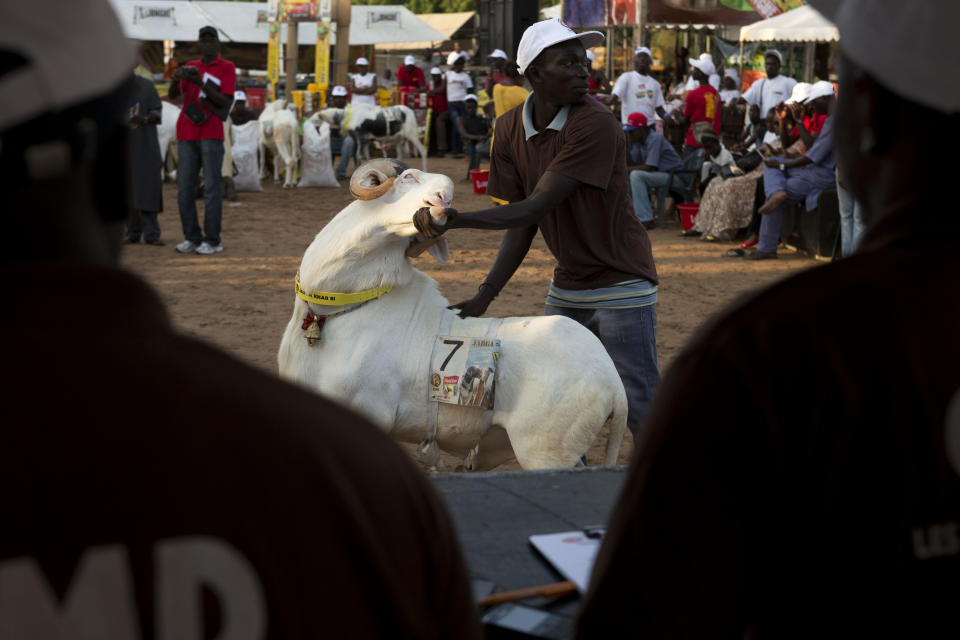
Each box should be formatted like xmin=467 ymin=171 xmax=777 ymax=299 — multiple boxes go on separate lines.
xmin=314 ymin=21 xmax=331 ymax=91
xmin=267 ymin=20 xmax=280 ymax=88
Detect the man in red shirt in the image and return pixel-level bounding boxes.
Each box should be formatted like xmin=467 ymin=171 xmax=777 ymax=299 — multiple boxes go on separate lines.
xmin=668 ymin=56 xmax=721 ymax=161
xmin=168 ymin=25 xmax=235 ymax=255
xmin=428 ymin=67 xmax=449 ymax=156
xmin=397 ymin=55 xmax=426 ymax=91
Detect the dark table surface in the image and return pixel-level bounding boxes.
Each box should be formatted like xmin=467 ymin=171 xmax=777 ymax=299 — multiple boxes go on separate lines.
xmin=432 ymin=467 xmax=627 ymax=635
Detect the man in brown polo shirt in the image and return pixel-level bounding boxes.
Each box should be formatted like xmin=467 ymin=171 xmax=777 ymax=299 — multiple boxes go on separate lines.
xmin=415 ymin=18 xmax=660 ymax=442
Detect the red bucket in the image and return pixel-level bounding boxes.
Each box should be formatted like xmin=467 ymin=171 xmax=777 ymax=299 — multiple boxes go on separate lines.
xmin=677 ymin=202 xmax=700 ymax=231
xmin=470 ymin=168 xmax=489 ymax=195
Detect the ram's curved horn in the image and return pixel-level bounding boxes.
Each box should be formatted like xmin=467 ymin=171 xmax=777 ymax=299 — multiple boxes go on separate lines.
xmin=349 ymin=159 xmax=410 ymax=200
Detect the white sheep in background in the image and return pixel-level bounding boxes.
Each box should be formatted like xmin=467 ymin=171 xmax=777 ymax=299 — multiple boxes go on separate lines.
xmin=258 ymin=100 xmax=299 ymax=187
xmin=277 ymin=160 xmax=627 ymax=471
xmin=157 ymin=101 xmax=180 ymax=181
xmin=312 ymin=104 xmax=427 ymax=172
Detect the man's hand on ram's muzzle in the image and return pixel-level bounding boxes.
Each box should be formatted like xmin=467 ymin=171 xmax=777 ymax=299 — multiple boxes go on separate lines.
xmin=413 ymin=206 xmax=457 ymax=238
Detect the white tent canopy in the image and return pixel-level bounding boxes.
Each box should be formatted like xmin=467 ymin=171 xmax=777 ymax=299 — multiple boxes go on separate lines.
xmin=109 ymin=0 xmax=447 ymax=46
xmin=740 ymin=5 xmax=838 ymax=43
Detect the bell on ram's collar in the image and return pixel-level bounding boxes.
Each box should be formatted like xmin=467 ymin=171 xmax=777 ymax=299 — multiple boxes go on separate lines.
xmin=302 ymin=312 xmax=326 ymax=347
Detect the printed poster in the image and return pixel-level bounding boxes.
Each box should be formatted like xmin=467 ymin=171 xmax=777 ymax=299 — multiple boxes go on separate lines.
xmin=429 ymin=336 xmax=500 ymax=409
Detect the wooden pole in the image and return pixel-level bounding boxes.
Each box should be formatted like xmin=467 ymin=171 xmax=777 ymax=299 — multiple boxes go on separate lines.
xmin=333 ymin=0 xmax=352 ymax=87
xmin=285 ymin=19 xmax=298 ymax=99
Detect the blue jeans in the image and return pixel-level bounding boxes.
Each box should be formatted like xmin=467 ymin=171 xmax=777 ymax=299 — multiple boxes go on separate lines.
xmin=448 ymin=101 xmax=466 ymax=154
xmin=836 ymin=174 xmax=865 ymax=257
xmin=543 ymin=304 xmax=660 ymax=441
xmin=759 ymin=159 xmax=836 ymax=254
xmin=335 ymin=135 xmax=357 ymax=178
xmin=629 ymin=170 xmax=671 ymax=222
xmin=177 ymin=139 xmax=224 ymax=246
xmin=466 ymin=139 xmax=490 ymax=173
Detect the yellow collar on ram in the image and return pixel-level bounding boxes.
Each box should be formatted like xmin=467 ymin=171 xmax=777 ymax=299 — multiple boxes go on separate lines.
xmin=295 ymin=273 xmax=392 ymax=306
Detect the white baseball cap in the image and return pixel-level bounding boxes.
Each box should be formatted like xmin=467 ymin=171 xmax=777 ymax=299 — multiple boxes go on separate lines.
xmin=489 ymin=49 xmax=508 ymax=59
xmin=586 ymin=50 xmax=595 ymax=62
xmin=404 ymin=55 xmax=416 ymax=65
xmin=785 ymin=82 xmax=811 ymax=104
xmin=465 ymin=94 xmax=479 ymax=103
xmin=689 ymin=57 xmax=716 ymax=77
xmin=810 ymin=0 xmax=960 ymax=113
xmin=234 ymin=90 xmax=247 ymax=101
xmin=634 ymin=46 xmax=652 ymax=58
xmin=430 ymin=67 xmax=442 ymax=75
xmin=356 ymin=57 xmax=369 ymax=66
xmin=447 ymin=51 xmax=468 ymax=66
xmin=0 ymin=0 xmax=136 ymax=132
xmin=764 ymin=49 xmax=783 ymax=63
xmin=516 ymin=18 xmax=604 ymax=74
xmin=330 ymin=85 xmax=348 ymax=97
xmin=803 ymin=80 xmax=835 ymax=103
xmin=724 ymin=68 xmax=739 ymax=81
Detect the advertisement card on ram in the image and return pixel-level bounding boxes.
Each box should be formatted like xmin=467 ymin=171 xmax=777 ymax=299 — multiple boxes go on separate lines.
xmin=429 ymin=336 xmax=500 ymax=409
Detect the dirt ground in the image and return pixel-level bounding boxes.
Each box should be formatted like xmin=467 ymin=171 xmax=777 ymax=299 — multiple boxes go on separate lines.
xmin=121 ymin=156 xmax=815 ymax=470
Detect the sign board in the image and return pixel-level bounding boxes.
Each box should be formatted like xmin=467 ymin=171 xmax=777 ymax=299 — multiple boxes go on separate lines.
xmin=281 ymin=0 xmax=318 ymax=22
xmin=267 ymin=20 xmax=280 ymax=88
xmin=429 ymin=336 xmax=500 ymax=409
xmin=314 ymin=21 xmax=331 ymax=91
xmin=133 ymin=6 xmax=176 ymax=24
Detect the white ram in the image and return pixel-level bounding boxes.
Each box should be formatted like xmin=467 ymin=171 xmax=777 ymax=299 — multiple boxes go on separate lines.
xmin=277 ymin=160 xmax=627 ymax=471
xmin=259 ymin=100 xmax=300 ymax=187
xmin=312 ymin=104 xmax=427 ymax=172
xmin=157 ymin=101 xmax=180 ymax=181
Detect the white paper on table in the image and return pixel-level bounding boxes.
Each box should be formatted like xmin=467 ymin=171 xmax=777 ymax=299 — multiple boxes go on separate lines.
xmin=528 ymin=531 xmax=603 ymax=594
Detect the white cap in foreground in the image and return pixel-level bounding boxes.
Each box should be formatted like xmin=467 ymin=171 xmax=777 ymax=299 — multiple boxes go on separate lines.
xmin=689 ymin=56 xmax=716 ymax=77
xmin=0 ymin=0 xmax=136 ymax=132
xmin=465 ymin=94 xmax=479 ymax=103
xmin=356 ymin=57 xmax=369 ymax=66
xmin=803 ymin=80 xmax=835 ymax=103
xmin=634 ymin=46 xmax=652 ymax=58
xmin=785 ymin=82 xmax=812 ymax=104
xmin=430 ymin=67 xmax=443 ymax=75
xmin=489 ymin=49 xmax=508 ymax=59
xmin=809 ymin=0 xmax=960 ymax=113
xmin=234 ymin=90 xmax=247 ymax=102
xmin=516 ymin=18 xmax=604 ymax=74
xmin=404 ymin=55 xmax=416 ymax=65
xmin=330 ymin=85 xmax=348 ymax=97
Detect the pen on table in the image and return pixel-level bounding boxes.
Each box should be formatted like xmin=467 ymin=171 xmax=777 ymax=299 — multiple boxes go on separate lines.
xmin=478 ymin=580 xmax=578 ymax=607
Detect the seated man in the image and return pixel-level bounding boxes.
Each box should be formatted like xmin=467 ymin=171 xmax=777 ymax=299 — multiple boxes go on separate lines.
xmin=750 ymin=80 xmax=837 ymax=260
xmin=327 ymin=85 xmax=358 ymax=179
xmin=625 ymin=112 xmax=684 ymax=229
xmin=397 ymin=55 xmax=426 ymax=96
xmin=456 ymin=94 xmax=492 ymax=178
xmin=698 ymin=129 xmax=734 ymax=191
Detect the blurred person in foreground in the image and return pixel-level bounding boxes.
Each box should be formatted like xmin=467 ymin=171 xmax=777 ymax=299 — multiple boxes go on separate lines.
xmin=0 ymin=4 xmax=481 ymax=638
xmin=576 ymin=1 xmax=960 ymax=637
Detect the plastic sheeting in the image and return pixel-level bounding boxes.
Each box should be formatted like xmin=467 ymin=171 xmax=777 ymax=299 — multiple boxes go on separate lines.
xmin=298 ymin=120 xmax=339 ymax=189
xmin=232 ymin=121 xmax=262 ymax=192
xmin=740 ymin=6 xmax=839 ymax=43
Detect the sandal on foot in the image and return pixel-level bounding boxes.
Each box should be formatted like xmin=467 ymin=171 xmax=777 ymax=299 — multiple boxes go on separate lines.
xmin=679 ymin=229 xmax=701 ymax=237
xmin=744 ymin=250 xmax=778 ymax=260
xmin=723 ymin=248 xmax=745 ymax=258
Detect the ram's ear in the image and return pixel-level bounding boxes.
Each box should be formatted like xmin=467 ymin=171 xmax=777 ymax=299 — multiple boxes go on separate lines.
xmin=405 ymin=236 xmax=448 ymax=263
xmin=427 ymin=237 xmax=448 ymax=263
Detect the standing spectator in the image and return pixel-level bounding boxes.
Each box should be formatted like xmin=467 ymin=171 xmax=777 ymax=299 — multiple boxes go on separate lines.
xmin=484 ymin=48 xmax=509 ymax=93
xmin=683 ymin=53 xmax=721 ymax=92
xmin=749 ymin=80 xmax=837 ymax=259
xmin=349 ymin=57 xmax=378 ymax=106
xmin=125 ymin=73 xmax=164 ymax=245
xmin=447 ymin=42 xmax=470 ymax=66
xmin=0 ymin=4 xmax=483 ymax=638
xmin=327 ymin=85 xmax=358 ymax=179
xmin=624 ymin=112 xmax=684 ymax=229
xmin=492 ymin=60 xmax=529 ymax=118
xmin=456 ymin=94 xmax=491 ymax=179
xmin=446 ymin=54 xmax=473 ymax=158
xmin=415 ymin=19 xmax=661 ymax=443
xmin=836 ymin=167 xmax=865 ymax=257
xmin=586 ymin=50 xmax=611 ymax=95
xmin=740 ymin=49 xmax=797 ymax=136
xmin=428 ymin=68 xmax=449 ymax=157
xmin=577 ymin=2 xmax=960 ymax=636
xmin=397 ymin=54 xmax=426 ymax=92
xmin=168 ymin=25 xmax=235 ymax=255
xmin=230 ymin=90 xmax=256 ymax=125
xmin=609 ymin=46 xmax=667 ymax=125
xmin=669 ymin=56 xmax=722 ymax=159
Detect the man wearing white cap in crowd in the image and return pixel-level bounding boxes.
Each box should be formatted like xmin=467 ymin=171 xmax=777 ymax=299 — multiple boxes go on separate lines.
xmin=609 ymin=46 xmax=666 ymax=125
xmin=577 ymin=3 xmax=960 ymax=636
xmin=484 ymin=48 xmax=509 ymax=93
xmin=414 ymin=18 xmax=662 ymax=443
xmin=668 ymin=55 xmax=721 ymax=158
xmin=585 ymin=49 xmax=611 ymax=95
xmin=229 ymin=89 xmax=255 ymax=126
xmin=349 ymin=57 xmax=377 ymax=105
xmin=740 ymin=48 xmax=797 ymax=135
xmin=326 ymin=85 xmax=358 ymax=179
xmin=456 ymin=94 xmax=491 ymax=178
xmin=446 ymin=53 xmax=474 ymax=158
xmin=0 ymin=2 xmax=483 ymax=637
xmin=746 ymin=79 xmax=837 ymax=260
xmin=397 ymin=54 xmax=425 ymax=92
xmin=783 ymin=81 xmax=817 ymax=147
xmin=683 ymin=52 xmax=721 ymax=92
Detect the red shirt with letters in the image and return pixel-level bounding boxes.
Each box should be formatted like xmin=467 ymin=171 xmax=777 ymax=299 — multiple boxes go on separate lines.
xmin=682 ymin=84 xmax=722 ymax=148
xmin=397 ymin=65 xmax=426 ymax=91
xmin=175 ymin=55 xmax=236 ymax=141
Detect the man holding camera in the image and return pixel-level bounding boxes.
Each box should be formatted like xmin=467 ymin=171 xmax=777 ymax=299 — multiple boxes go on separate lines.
xmin=169 ymin=25 xmax=235 ymax=255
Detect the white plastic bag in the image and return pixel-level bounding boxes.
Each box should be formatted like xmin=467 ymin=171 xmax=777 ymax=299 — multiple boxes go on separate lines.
xmin=231 ymin=121 xmax=262 ymax=192
xmin=297 ymin=120 xmax=339 ymax=188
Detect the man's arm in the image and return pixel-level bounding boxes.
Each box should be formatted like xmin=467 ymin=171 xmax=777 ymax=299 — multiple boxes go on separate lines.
xmin=455 ymin=117 xmax=486 ymax=142
xmin=448 ymin=225 xmax=538 ymax=317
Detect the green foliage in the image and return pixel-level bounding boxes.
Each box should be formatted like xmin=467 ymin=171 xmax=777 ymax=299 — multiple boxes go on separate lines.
xmin=355 ymin=0 xmax=477 ymax=13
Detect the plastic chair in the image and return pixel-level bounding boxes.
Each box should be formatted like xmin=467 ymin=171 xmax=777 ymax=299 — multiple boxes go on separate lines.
xmin=653 ymin=147 xmax=702 ymax=228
